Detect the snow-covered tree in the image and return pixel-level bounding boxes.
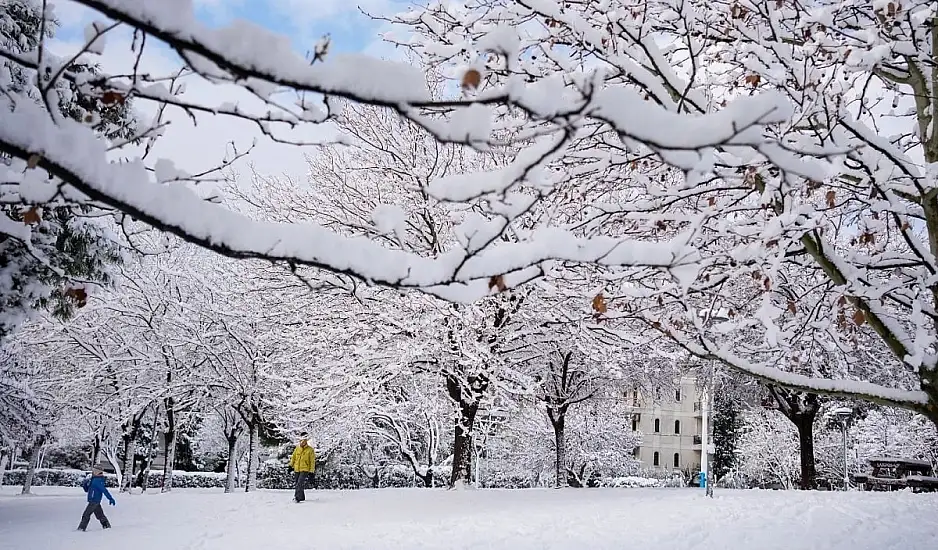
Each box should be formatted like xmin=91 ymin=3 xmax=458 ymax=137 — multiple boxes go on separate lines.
xmin=0 ymin=0 xmax=820 ymax=315
xmin=229 ymin=99 xmax=539 ymax=488
xmin=364 ymin=373 xmax=449 ymax=488
xmin=737 ymin=409 xmax=801 ymax=489
xmin=0 ymin=0 xmax=134 ymax=340
xmin=852 ymin=407 xmax=938 ymax=469
xmin=562 ymin=399 xmax=640 ymax=487
xmin=389 ymin=0 xmax=938 ymax=428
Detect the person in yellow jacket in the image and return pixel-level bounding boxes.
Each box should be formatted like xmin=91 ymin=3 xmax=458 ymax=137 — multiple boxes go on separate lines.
xmin=289 ymin=435 xmax=316 ymax=503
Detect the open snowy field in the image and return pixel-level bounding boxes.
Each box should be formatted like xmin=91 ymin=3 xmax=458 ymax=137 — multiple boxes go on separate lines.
xmin=2 ymin=487 xmax=937 ymax=550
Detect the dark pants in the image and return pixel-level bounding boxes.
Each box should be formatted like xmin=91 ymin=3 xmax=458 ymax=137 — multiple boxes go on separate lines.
xmin=78 ymin=502 xmax=110 ymax=530
xmin=294 ymin=472 xmax=309 ymax=502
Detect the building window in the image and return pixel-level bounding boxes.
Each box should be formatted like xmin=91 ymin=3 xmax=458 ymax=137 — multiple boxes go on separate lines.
xmin=673 ymin=453 xmax=680 ymax=468
xmin=653 ymin=452 xmax=660 ymax=466
xmin=675 ymin=388 xmax=681 ymax=401
xmin=632 ymin=413 xmax=641 ymax=431
xmin=633 ymin=447 xmax=640 ymax=458
xmin=654 ymin=418 xmax=660 ymax=433
xmin=674 ymin=420 xmax=681 ymax=434
xmin=632 ymin=390 xmax=639 ymax=406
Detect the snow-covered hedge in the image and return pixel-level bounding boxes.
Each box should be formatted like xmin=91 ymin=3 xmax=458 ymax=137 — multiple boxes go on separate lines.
xmin=2 ymin=466 xmax=686 ymax=491
xmin=1 ymin=468 xmax=115 ymax=488
xmin=257 ymin=462 xmax=449 ymax=490
xmin=142 ymin=471 xmax=228 ymax=489
xmin=1 ymin=468 xmax=229 ymax=489
xmin=604 ymin=476 xmax=667 ymax=488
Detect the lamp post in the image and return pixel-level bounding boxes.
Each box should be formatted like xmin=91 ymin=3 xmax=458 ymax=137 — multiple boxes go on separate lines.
xmin=700 ymin=362 xmax=715 ymax=498
xmin=699 ymin=311 xmax=729 ymax=498
xmin=829 ymin=407 xmax=853 ymax=490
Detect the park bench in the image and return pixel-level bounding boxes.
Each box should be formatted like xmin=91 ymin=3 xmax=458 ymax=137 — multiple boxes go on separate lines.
xmin=851 ymin=457 xmax=938 ymax=493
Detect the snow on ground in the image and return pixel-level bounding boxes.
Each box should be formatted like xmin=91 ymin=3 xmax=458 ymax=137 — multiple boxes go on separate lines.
xmin=2 ymin=486 xmax=937 ymax=550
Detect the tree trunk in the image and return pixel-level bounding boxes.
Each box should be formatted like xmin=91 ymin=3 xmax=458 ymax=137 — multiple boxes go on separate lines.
xmin=566 ymin=463 xmax=587 ymax=488
xmin=795 ymin=416 xmax=817 ymax=490
xmin=551 ymin=415 xmax=566 ymax=489
xmin=120 ymin=436 xmax=137 ymax=493
xmin=449 ymin=401 xmax=478 ymax=488
xmin=90 ymin=434 xmax=101 ymax=470
xmin=224 ymin=435 xmax=238 ymax=494
xmin=767 ymin=387 xmax=820 ymax=490
xmin=922 ymin=371 xmax=938 ymax=431
xmin=137 ymin=406 xmax=159 ymax=493
xmin=21 ymin=437 xmax=43 ymax=495
xmin=103 ymin=445 xmax=122 ymax=489
xmin=419 ymin=470 xmax=433 ymax=488
xmin=244 ymin=421 xmax=258 ymax=493
xmin=161 ymin=405 xmax=177 ymax=493
xmin=0 ymin=448 xmax=9 ymax=488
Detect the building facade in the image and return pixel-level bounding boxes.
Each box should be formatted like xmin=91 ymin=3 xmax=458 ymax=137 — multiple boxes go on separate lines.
xmin=628 ymin=377 xmax=705 ymax=473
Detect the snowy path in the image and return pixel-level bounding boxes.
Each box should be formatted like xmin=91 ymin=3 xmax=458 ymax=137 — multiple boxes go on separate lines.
xmin=2 ymin=486 xmax=937 ymax=549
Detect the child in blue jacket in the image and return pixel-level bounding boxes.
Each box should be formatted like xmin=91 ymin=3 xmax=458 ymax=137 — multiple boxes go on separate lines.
xmin=78 ymin=468 xmax=115 ymax=531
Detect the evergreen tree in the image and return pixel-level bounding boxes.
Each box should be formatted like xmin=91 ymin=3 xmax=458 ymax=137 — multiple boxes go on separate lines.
xmin=0 ymin=0 xmax=137 ymax=339
xmin=712 ymin=391 xmax=744 ymax=481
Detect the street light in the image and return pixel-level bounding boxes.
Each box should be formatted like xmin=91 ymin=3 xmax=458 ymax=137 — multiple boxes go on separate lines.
xmin=698 ymin=311 xmax=731 ymax=498
xmin=828 ymin=407 xmax=853 ymax=490
xmin=700 ymin=362 xmax=715 ymax=498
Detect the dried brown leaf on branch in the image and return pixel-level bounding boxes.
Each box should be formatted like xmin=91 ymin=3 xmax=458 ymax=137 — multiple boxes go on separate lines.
xmin=825 ymin=190 xmax=836 ymax=208
xmin=461 ymin=69 xmax=482 ymax=90
xmin=101 ymin=91 xmax=125 ymax=105
xmin=591 ymin=293 xmax=608 ymax=314
xmin=744 ymin=74 xmax=761 ymax=87
xmin=731 ymin=3 xmax=749 ymax=19
xmin=852 ymin=310 xmax=866 ymax=326
xmin=787 ymin=300 xmax=797 ymax=314
xmin=22 ymin=207 xmax=41 ymax=225
xmin=488 ymin=275 xmax=507 ymax=293
xmin=26 ymin=154 xmax=41 ymax=169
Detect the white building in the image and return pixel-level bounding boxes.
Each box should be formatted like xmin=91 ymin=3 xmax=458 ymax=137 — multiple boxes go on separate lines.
xmin=627 ymin=377 xmax=705 ymax=473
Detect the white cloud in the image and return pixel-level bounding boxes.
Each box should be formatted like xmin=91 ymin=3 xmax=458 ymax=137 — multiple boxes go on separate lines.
xmin=48 ymin=32 xmax=338 ymax=182
xmin=41 ymin=0 xmax=427 ymax=184
xmin=48 ymin=0 xmax=97 ymax=31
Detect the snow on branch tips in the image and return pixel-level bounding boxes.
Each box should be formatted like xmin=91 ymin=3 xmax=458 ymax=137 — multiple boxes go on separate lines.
xmin=0 ymin=0 xmax=826 ymax=303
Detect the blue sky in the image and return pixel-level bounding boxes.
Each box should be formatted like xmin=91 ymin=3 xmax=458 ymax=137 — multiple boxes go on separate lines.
xmin=53 ymin=0 xmax=410 ymax=57
xmin=46 ymin=0 xmax=418 ymax=177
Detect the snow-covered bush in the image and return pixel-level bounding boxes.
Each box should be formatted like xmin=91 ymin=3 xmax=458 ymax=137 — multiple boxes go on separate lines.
xmin=41 ymin=444 xmax=92 ymax=470
xmin=1 ymin=468 xmax=116 ymax=488
xmin=604 ymin=476 xmax=666 ymax=489
xmin=143 ymin=471 xmax=229 ymax=489
xmin=1 ymin=468 xmax=232 ymax=489
xmin=736 ymin=410 xmax=800 ymax=489
xmin=714 ymin=471 xmax=751 ymax=490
